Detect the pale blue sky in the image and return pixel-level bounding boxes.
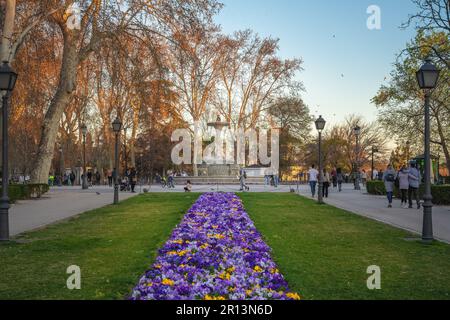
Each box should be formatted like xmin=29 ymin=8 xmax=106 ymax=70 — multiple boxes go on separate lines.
xmin=215 ymin=0 xmax=418 ymax=126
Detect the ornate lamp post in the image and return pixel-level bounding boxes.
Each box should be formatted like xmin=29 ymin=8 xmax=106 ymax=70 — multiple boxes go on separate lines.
xmin=80 ymin=123 xmax=88 ymax=190
xmin=112 ymin=117 xmax=122 ymax=204
xmin=371 ymin=146 xmax=378 ymax=180
xmin=353 ymin=125 xmax=361 ymax=190
xmin=0 ymin=61 xmax=18 ymax=241
xmin=315 ymin=116 xmax=326 ymax=204
xmin=416 ymin=58 xmax=440 ymax=244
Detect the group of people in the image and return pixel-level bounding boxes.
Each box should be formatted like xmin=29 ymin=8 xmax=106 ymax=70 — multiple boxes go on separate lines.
xmin=119 ymin=167 xmax=138 ymax=193
xmin=154 ymin=172 xmax=192 ymax=192
xmin=155 ymin=172 xmax=176 ymax=189
xmin=307 ymin=161 xmax=422 ymax=210
xmin=382 ymin=162 xmax=421 ymax=209
xmin=307 ymin=165 xmax=346 ymax=198
xmin=49 ymin=172 xmax=76 ymax=186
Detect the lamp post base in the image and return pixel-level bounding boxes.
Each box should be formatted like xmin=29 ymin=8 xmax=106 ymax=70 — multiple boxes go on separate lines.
xmin=422 ymin=201 xmax=434 ymax=244
xmin=114 ymin=185 xmax=119 ymax=205
xmin=0 ymin=197 xmax=10 ymax=241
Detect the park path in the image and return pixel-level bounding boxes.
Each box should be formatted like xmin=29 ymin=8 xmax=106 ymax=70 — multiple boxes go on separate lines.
xmin=298 ymin=184 xmax=450 ymax=244
xmin=10 ymin=186 xmax=139 ymax=237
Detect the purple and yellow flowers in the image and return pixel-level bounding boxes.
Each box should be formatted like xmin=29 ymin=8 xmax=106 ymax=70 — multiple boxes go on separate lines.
xmin=131 ymin=193 xmax=300 ymax=300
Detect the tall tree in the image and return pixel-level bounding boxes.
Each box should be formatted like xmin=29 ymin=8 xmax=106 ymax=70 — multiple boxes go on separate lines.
xmin=373 ymin=31 xmax=450 ymax=172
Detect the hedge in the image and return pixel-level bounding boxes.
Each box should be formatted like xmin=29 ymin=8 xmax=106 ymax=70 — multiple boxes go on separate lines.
xmin=0 ymin=184 xmax=49 ymax=203
xmin=366 ymin=181 xmax=450 ymax=205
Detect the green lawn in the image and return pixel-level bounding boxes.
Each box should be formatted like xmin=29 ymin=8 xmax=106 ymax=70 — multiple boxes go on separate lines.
xmin=1 ymin=192 xmax=450 ymax=300
xmin=240 ymin=193 xmax=450 ymax=300
xmin=0 ymin=193 xmax=200 ymax=300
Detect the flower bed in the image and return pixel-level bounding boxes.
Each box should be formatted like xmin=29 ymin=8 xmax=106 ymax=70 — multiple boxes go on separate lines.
xmin=131 ymin=192 xmax=300 ymax=300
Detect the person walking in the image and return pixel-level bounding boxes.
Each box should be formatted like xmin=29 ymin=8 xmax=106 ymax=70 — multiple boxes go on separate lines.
xmin=377 ymin=170 xmax=383 ymax=181
xmin=383 ymin=164 xmax=397 ymax=208
xmin=239 ymin=168 xmax=249 ymax=191
xmin=95 ymin=171 xmax=101 ymax=186
xmin=408 ymin=162 xmax=421 ymax=209
xmin=336 ymin=168 xmax=344 ymax=192
xmin=372 ymin=168 xmax=379 ymax=181
xmin=87 ymin=171 xmax=92 ymax=187
xmin=398 ymin=165 xmax=410 ymax=208
xmin=331 ymin=167 xmax=337 ymax=189
xmin=308 ymin=165 xmax=319 ymax=197
xmin=129 ymin=167 xmax=137 ymax=193
xmin=361 ymin=170 xmax=368 ymax=187
xmin=107 ymin=170 xmax=113 ymax=187
xmin=322 ymin=169 xmax=331 ymax=198
xmin=168 ymin=172 xmax=175 ymax=189
xmin=70 ymin=172 xmax=75 ymax=186
xmin=273 ymin=171 xmax=279 ymax=188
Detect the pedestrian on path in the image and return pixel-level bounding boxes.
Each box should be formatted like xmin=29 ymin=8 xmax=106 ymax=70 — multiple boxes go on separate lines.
xmin=168 ymin=172 xmax=175 ymax=189
xmin=308 ymin=165 xmax=319 ymax=197
xmin=331 ymin=167 xmax=337 ymax=189
xmin=129 ymin=167 xmax=137 ymax=193
xmin=408 ymin=162 xmax=421 ymax=209
xmin=372 ymin=168 xmax=378 ymax=181
xmin=383 ymin=164 xmax=397 ymax=208
xmin=361 ymin=170 xmax=368 ymax=187
xmin=322 ymin=169 xmax=331 ymax=198
xmin=336 ymin=168 xmax=344 ymax=192
xmin=398 ymin=165 xmax=410 ymax=208
xmin=107 ymin=170 xmax=113 ymax=187
xmin=239 ymin=168 xmax=250 ymax=191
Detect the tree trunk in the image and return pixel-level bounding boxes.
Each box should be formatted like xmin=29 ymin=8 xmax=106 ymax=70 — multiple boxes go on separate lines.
xmin=0 ymin=0 xmax=15 ymax=62
xmin=31 ymin=29 xmax=79 ymax=183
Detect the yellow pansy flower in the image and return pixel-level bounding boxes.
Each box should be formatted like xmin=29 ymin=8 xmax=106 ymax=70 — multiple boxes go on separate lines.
xmin=253 ymin=266 xmax=263 ymax=273
xmin=162 ymin=278 xmax=175 ymax=286
xmin=286 ymin=292 xmax=301 ymax=300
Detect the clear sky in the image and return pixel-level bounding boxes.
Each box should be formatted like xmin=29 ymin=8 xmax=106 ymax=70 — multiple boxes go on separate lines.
xmin=215 ymin=0 xmax=418 ymax=126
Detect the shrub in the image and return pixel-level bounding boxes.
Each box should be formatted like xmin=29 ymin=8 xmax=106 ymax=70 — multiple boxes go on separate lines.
xmin=366 ymin=181 xmax=386 ymax=195
xmin=431 ymin=185 xmax=450 ymax=205
xmin=366 ymin=181 xmax=450 ymax=205
xmin=0 ymin=184 xmax=49 ymax=203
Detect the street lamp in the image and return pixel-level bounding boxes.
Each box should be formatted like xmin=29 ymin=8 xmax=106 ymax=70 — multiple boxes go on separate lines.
xmin=315 ymin=115 xmax=326 ymax=204
xmin=371 ymin=146 xmax=378 ymax=180
xmin=80 ymin=123 xmax=88 ymax=190
xmin=0 ymin=61 xmax=18 ymax=241
xmin=112 ymin=117 xmax=122 ymax=205
xmin=416 ymin=58 xmax=440 ymax=244
xmin=353 ymin=125 xmax=361 ymax=190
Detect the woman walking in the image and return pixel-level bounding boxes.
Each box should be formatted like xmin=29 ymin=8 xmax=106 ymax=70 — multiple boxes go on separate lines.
xmin=322 ymin=169 xmax=331 ymax=198
xmin=398 ymin=165 xmax=410 ymax=208
xmin=383 ymin=164 xmax=397 ymax=208
xmin=336 ymin=168 xmax=344 ymax=192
